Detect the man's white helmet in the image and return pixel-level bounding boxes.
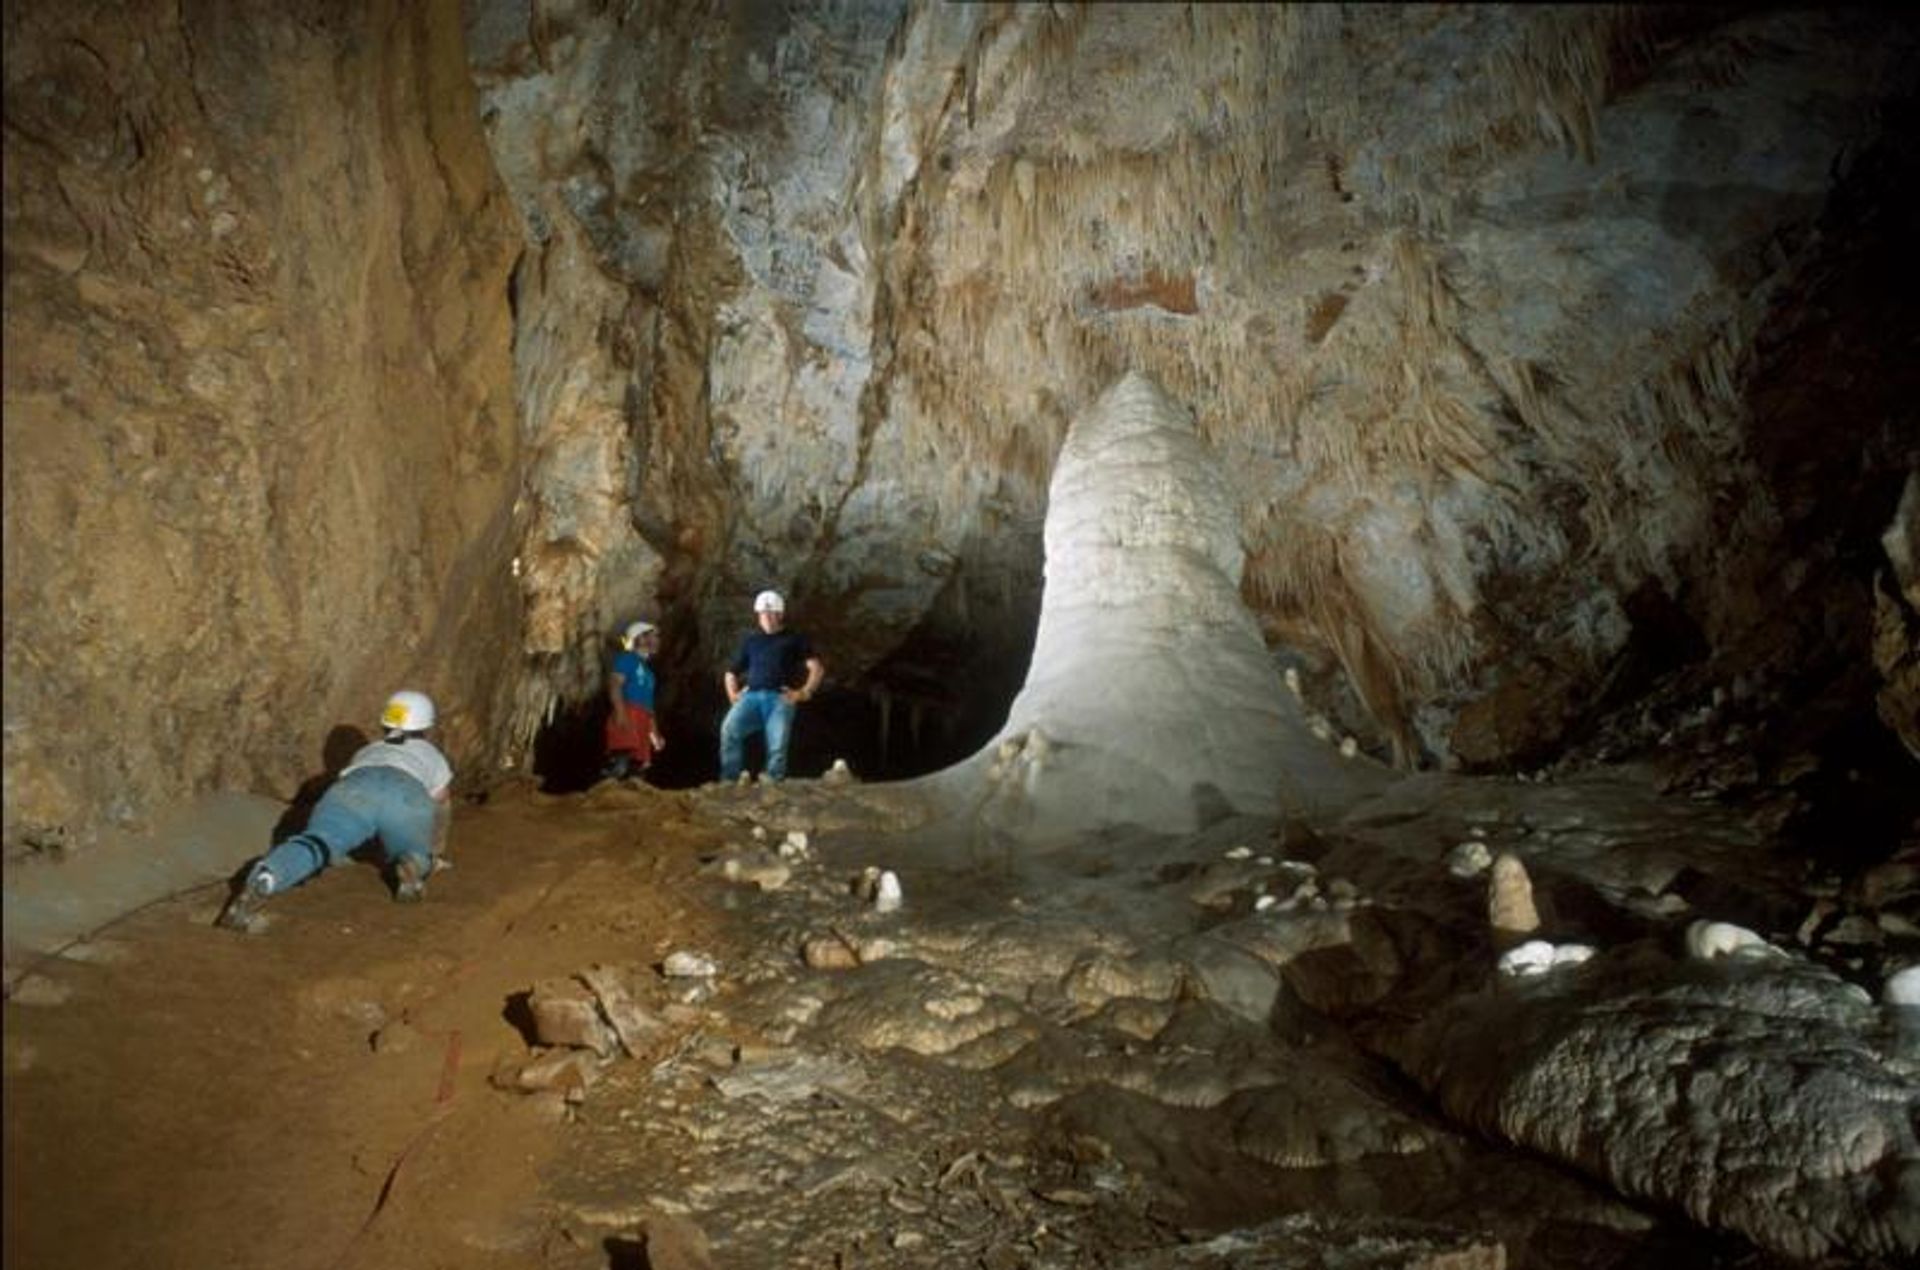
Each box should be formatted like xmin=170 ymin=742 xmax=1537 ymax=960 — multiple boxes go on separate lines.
xmin=753 ymin=589 xmax=786 ymax=614
xmin=622 ymin=620 xmax=658 ymax=650
xmin=381 ymin=690 xmax=436 ymax=733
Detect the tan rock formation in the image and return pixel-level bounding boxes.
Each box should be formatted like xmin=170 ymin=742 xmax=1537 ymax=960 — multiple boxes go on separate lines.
xmin=1488 ymin=854 xmax=1541 ymax=940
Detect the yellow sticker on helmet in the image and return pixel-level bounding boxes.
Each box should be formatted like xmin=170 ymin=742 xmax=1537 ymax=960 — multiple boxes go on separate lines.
xmin=382 ymin=702 xmax=409 ymax=728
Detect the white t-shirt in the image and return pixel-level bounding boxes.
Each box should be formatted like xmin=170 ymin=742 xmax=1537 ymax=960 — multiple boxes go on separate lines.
xmin=343 ymin=737 xmax=453 ymax=799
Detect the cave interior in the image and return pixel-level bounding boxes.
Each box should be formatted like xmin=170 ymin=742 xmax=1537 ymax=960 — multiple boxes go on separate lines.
xmin=4 ymin=3 xmax=1920 ymax=1268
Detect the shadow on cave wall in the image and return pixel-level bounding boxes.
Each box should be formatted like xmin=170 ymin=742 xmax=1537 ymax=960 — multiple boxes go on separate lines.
xmin=270 ymin=724 xmax=370 ymax=842
xmin=1708 ymin=70 xmax=1920 ymax=878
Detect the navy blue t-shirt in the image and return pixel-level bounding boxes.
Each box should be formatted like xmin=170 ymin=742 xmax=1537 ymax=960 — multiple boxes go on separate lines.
xmin=730 ymin=630 xmax=815 ymax=691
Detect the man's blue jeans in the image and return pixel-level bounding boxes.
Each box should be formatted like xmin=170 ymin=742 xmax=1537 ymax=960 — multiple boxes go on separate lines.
xmin=257 ymin=766 xmax=435 ymax=890
xmin=720 ymin=690 xmax=796 ymax=781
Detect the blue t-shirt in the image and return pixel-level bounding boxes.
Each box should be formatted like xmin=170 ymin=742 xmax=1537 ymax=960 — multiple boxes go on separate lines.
xmin=730 ymin=630 xmax=814 ymax=691
xmin=613 ymin=650 xmax=657 ymax=709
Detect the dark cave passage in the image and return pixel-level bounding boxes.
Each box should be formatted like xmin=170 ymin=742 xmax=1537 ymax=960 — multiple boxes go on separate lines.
xmin=529 ymin=663 xmax=1031 ymax=794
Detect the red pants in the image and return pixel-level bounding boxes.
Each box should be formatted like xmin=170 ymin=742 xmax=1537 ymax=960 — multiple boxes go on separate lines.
xmin=605 ymin=703 xmax=656 ymax=765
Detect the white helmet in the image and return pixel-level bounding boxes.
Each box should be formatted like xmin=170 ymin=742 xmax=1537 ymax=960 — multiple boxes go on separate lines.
xmin=380 ymin=690 xmax=436 ymax=733
xmin=621 ymin=620 xmax=658 ymax=650
xmin=753 ymin=589 xmax=786 ymax=614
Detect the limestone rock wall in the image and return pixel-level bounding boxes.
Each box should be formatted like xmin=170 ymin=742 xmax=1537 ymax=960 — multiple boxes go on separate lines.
xmin=2 ymin=0 xmax=523 ymax=853
xmin=467 ymin=0 xmax=1021 ymax=755
xmin=469 ymin=3 xmax=1919 ymax=773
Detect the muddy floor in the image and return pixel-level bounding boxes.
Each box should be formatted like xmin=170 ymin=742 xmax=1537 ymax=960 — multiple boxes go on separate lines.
xmin=2 ymin=774 xmax=1831 ymax=1269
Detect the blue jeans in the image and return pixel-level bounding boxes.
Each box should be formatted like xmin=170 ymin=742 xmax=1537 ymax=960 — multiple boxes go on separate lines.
xmin=720 ymin=690 xmax=796 ymax=781
xmin=258 ymin=766 xmax=435 ymax=890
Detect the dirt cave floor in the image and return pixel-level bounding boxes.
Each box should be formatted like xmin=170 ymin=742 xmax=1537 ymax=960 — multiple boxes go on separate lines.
xmin=3 ymin=776 xmax=1815 ymax=1270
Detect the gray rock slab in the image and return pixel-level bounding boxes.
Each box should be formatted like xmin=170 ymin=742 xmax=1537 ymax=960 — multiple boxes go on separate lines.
xmin=1374 ymin=947 xmax=1920 ymax=1262
xmin=3 ymin=791 xmax=282 ymax=976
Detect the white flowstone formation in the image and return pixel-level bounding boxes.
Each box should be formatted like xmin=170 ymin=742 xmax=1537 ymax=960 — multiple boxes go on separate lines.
xmin=921 ymin=372 xmax=1387 ymax=843
xmin=1496 ymin=940 xmax=1558 ymax=977
xmin=662 ymin=951 xmax=719 ymax=978
xmin=1497 ymin=941 xmax=1598 ymax=977
xmin=1380 ymin=953 xmax=1920 ymax=1263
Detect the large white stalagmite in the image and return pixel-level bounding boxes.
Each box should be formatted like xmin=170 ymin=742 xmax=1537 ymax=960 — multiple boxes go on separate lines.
xmin=921 ymin=372 xmax=1390 ymax=845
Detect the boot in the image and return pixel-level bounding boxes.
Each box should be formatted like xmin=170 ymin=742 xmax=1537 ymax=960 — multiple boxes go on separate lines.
xmin=394 ymin=855 xmax=428 ymax=904
xmin=216 ymin=867 xmax=275 ymax=932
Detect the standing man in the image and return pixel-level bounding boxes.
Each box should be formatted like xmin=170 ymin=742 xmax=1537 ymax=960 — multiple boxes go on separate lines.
xmin=604 ymin=619 xmax=666 ymax=781
xmin=218 ymin=690 xmax=452 ymax=931
xmin=719 ymin=590 xmax=824 ymax=784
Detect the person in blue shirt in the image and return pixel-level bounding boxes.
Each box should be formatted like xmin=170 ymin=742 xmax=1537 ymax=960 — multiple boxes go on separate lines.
xmin=719 ymin=590 xmax=824 ymax=784
xmin=604 ymin=620 xmax=666 ymax=781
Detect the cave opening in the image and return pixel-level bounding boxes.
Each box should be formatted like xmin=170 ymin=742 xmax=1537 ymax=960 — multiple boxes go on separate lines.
xmin=528 ymin=679 xmax=1028 ymax=794
xmin=527 ymin=608 xmax=1038 ymax=794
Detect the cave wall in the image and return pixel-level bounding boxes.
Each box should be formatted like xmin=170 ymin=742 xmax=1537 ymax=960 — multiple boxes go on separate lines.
xmin=2 ymin=0 xmax=524 ymax=854
xmin=5 ymin=2 xmax=1915 ymax=854
xmin=467 ymin=0 xmax=1033 ymax=760
xmin=468 ymin=2 xmax=1918 ymax=776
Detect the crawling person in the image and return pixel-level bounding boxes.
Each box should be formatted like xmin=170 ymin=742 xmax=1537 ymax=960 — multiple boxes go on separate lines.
xmin=217 ymin=690 xmax=452 ymax=931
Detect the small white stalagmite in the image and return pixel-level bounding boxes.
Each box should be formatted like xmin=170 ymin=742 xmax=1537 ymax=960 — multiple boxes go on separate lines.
xmin=1885 ymin=965 xmax=1920 ymax=1008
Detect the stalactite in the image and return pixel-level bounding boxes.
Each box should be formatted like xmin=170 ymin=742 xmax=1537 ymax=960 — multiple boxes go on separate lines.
xmin=857 ymin=1 xmax=1807 ymax=758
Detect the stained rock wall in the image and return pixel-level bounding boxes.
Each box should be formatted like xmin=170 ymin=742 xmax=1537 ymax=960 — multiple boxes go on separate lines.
xmin=3 ymin=0 xmax=523 ymax=854
xmin=469 ymin=3 xmax=1920 ymax=774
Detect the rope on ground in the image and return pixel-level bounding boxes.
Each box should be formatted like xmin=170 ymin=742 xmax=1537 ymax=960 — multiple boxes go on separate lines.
xmin=435 ymin=1029 xmax=463 ymax=1104
xmin=325 ymin=1103 xmax=457 ymax=1270
xmin=330 ymin=1033 xmax=464 ymax=1269
xmin=499 ymin=871 xmax=570 ymax=938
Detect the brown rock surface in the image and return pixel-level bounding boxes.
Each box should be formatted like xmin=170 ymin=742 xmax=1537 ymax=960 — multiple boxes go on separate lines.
xmin=3 ymin=0 xmax=521 ymax=853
